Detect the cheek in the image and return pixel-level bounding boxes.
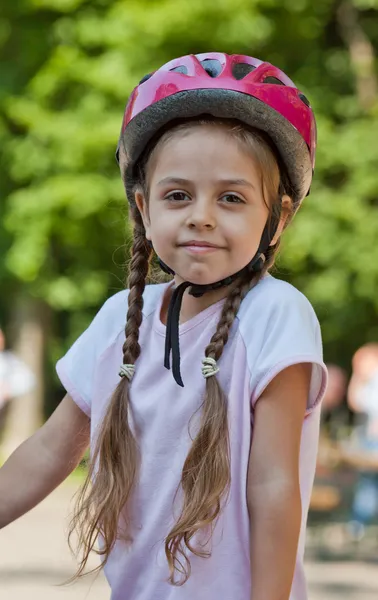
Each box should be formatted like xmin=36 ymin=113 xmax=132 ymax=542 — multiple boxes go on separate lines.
xmin=149 ymin=204 xmax=178 ymax=244
xmin=226 ymin=206 xmax=268 ymax=242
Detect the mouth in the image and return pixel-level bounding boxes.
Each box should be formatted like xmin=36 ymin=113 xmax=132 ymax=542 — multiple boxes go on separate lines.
xmin=180 ymin=244 xmax=222 ymax=255
xmin=179 ymin=241 xmax=222 ymax=249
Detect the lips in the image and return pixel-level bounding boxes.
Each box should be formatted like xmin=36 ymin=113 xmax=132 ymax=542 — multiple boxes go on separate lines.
xmin=180 ymin=240 xmax=221 ymax=248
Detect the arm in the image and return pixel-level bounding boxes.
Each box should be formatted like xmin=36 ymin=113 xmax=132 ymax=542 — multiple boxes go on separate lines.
xmin=247 ymin=363 xmax=311 ymax=600
xmin=0 ymin=394 xmax=90 ymax=529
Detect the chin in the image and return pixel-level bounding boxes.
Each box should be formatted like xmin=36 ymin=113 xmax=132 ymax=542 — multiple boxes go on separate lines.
xmin=175 ymin=268 xmax=231 ymax=286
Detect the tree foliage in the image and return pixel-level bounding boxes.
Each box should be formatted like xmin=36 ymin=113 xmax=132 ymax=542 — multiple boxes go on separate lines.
xmin=1 ymin=0 xmax=378 ymax=402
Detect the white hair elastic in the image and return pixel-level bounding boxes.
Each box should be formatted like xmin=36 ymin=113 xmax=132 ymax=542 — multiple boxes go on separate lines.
xmin=202 ymin=357 xmax=220 ymax=379
xmin=119 ymin=364 xmax=135 ymax=381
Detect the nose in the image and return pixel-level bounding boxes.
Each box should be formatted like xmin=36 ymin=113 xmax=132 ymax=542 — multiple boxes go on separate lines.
xmin=186 ymin=197 xmax=216 ymax=230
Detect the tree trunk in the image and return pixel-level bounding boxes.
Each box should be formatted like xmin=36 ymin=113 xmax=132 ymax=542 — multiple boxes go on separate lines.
xmin=337 ymin=0 xmax=378 ymax=110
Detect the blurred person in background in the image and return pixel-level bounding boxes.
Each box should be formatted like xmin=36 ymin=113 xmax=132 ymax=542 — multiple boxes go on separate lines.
xmin=0 ymin=326 xmax=36 ymax=443
xmin=315 ymin=363 xmax=348 ymax=491
xmin=321 ymin=363 xmax=348 ymax=441
xmin=347 ymin=343 xmax=378 ymax=540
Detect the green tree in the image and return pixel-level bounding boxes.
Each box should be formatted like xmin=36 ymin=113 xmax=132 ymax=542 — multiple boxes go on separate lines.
xmin=1 ymin=0 xmax=378 ymax=419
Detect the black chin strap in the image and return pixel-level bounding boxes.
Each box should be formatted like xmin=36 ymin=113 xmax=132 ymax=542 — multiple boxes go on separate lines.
xmin=159 ymin=218 xmax=278 ymax=387
xmin=164 ymin=280 xmax=191 ymax=387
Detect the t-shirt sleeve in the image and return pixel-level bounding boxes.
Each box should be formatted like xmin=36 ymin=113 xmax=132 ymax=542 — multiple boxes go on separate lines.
xmin=249 ymin=287 xmax=328 ymax=414
xmin=55 ymin=292 xmax=127 ymax=417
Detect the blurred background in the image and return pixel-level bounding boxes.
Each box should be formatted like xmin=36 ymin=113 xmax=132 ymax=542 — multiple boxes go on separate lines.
xmin=1 ymin=0 xmax=378 ymax=598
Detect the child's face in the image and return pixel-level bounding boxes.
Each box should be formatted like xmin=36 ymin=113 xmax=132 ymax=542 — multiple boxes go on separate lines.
xmin=136 ymin=124 xmax=271 ymax=287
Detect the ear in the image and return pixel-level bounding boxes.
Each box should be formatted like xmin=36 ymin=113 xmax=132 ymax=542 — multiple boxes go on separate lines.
xmin=269 ymin=195 xmax=293 ymax=246
xmin=135 ymin=191 xmax=151 ymax=240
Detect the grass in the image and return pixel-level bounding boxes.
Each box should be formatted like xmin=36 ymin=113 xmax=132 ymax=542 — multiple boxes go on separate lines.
xmin=0 ymin=452 xmax=89 ymax=485
xmin=66 ymin=462 xmax=88 ymax=485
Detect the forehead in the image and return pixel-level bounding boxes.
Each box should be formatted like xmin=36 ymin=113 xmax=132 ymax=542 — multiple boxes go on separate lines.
xmin=149 ymin=124 xmax=261 ymax=182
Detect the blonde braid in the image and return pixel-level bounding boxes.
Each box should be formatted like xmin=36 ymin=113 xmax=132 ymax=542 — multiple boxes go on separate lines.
xmin=68 ymin=209 xmax=152 ymax=578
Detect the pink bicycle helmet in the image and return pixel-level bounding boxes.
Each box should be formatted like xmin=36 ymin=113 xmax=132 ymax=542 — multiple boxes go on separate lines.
xmin=117 ymin=52 xmax=317 ymax=205
xmin=116 ymin=53 xmax=317 ymax=387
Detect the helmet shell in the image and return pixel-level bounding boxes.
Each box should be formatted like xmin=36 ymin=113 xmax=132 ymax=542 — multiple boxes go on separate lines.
xmin=119 ymin=52 xmax=316 ymax=204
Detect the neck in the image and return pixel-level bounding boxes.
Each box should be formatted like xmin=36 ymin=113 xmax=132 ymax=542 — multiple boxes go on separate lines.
xmin=160 ymin=277 xmax=239 ymax=326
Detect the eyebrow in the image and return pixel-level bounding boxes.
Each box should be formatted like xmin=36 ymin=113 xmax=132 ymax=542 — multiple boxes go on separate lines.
xmin=157 ymin=176 xmax=256 ymax=191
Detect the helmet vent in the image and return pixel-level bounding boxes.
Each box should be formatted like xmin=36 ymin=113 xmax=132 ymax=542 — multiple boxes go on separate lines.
xmin=200 ymin=58 xmax=222 ymax=78
xmin=170 ymin=65 xmax=188 ymax=75
xmin=232 ymin=63 xmax=256 ymax=80
xmin=263 ymin=76 xmax=285 ymax=85
xmin=299 ymin=93 xmax=311 ymax=107
xmin=139 ymin=73 xmax=153 ymax=85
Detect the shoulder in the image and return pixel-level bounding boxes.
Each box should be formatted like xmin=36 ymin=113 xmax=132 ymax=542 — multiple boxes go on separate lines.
xmin=55 ymin=282 xmax=168 ymax=413
xmin=92 ymin=282 xmax=168 ymax=345
xmin=238 ymin=276 xmax=327 ymax=411
xmin=237 ymin=274 xmax=323 ymax=373
xmin=105 ymin=281 xmax=167 ymax=316
xmin=238 ymin=274 xmax=318 ymax=329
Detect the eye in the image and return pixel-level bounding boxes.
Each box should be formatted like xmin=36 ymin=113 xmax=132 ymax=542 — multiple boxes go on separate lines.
xmin=165 ymin=191 xmax=190 ymax=202
xmin=221 ymin=193 xmax=244 ymax=204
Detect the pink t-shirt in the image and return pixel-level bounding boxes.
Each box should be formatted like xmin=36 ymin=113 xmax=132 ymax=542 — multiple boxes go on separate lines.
xmin=56 ymin=275 xmax=327 ymax=600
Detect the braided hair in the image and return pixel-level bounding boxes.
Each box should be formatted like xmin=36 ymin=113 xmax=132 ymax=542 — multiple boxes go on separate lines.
xmin=69 ymin=118 xmax=292 ymax=585
xmin=68 ymin=209 xmax=153 ymax=576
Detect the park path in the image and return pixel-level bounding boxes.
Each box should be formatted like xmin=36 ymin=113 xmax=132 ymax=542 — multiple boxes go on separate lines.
xmin=0 ymin=481 xmax=377 ymax=599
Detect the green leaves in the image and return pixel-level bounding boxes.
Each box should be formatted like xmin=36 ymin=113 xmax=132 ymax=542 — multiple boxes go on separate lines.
xmin=1 ymin=0 xmax=378 ymax=369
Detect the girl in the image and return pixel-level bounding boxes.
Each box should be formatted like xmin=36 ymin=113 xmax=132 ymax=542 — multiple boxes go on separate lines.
xmin=0 ymin=53 xmax=327 ymax=600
